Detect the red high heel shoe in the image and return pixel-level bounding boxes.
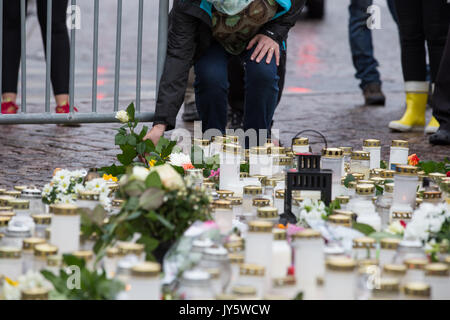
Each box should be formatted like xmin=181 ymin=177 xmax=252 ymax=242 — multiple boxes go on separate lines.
xmin=55 ymin=103 xmax=78 ymax=113
xmin=1 ymin=101 xmax=19 ymax=114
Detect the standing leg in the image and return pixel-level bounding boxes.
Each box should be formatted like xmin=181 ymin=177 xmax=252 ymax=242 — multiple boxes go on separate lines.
xmin=194 ymin=42 xmax=229 ymax=133
xmin=36 ymin=0 xmax=70 ymax=108
xmin=1 ymin=0 xmax=22 ymax=113
xmin=242 ymin=44 xmax=279 ymax=146
xmin=182 ymin=67 xmax=200 ymax=122
xmin=386 ymin=0 xmax=398 ymax=25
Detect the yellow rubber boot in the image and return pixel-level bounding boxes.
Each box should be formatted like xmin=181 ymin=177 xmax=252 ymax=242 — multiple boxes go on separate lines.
xmin=389 ymin=92 xmax=428 ymax=132
xmin=425 ymin=116 xmax=440 ymax=134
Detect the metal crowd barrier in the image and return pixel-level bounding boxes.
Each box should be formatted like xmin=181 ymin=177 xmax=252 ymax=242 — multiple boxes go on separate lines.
xmin=0 ymin=0 xmax=169 ymax=124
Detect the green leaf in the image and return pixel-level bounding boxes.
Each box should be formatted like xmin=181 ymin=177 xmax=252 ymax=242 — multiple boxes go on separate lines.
xmin=139 ymin=188 xmax=165 ymax=210
xmin=127 ymin=135 xmax=137 ymax=146
xmin=369 ymin=231 xmax=402 ymax=242
xmin=145 ymin=171 xmax=163 ymax=189
xmin=118 ymin=144 xmax=137 ymax=166
xmin=375 ymin=184 xmax=384 ymax=196
xmin=344 ymin=174 xmax=356 ymax=188
xmin=126 ymin=102 xmax=136 ymax=122
xmin=353 ymin=223 xmax=376 ymax=236
xmin=380 ymin=160 xmax=387 ymax=169
xmin=115 ymin=134 xmax=127 ymax=145
xmin=155 ymin=212 xmax=176 ymax=230
xmin=63 ymin=254 xmax=86 ymax=269
xmin=136 ymin=142 xmax=146 ymax=155
xmin=144 ymin=140 xmax=156 ymax=154
xmin=139 ymin=126 xmax=149 ymax=140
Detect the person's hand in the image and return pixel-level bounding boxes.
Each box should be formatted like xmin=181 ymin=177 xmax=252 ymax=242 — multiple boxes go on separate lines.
xmin=144 ymin=124 xmax=166 ymax=146
xmin=247 ymin=34 xmax=280 ymax=66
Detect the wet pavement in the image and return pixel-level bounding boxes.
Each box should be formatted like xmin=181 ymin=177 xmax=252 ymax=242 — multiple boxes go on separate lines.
xmin=0 ymin=0 xmax=449 ymax=188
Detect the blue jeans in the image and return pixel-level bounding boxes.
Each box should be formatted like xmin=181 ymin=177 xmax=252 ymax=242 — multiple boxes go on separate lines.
xmin=349 ymin=0 xmax=398 ymax=89
xmin=194 ymin=42 xmax=279 ymax=140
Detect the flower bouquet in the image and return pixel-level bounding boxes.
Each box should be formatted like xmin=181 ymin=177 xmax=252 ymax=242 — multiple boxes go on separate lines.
xmin=42 ymin=169 xmax=87 ymax=205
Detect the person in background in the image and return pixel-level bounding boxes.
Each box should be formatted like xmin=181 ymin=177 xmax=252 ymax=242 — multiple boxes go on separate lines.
xmin=429 ymin=26 xmax=450 ymax=145
xmin=181 ymin=68 xmax=201 ymax=122
xmin=389 ymin=0 xmax=450 ymax=133
xmin=348 ymin=0 xmax=398 ymax=106
xmin=1 ymin=0 xmax=74 ymax=114
xmin=145 ymin=0 xmax=305 ymax=147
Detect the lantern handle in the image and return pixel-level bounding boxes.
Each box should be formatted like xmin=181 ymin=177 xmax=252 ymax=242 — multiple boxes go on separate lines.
xmin=292 ymin=129 xmax=328 ymax=150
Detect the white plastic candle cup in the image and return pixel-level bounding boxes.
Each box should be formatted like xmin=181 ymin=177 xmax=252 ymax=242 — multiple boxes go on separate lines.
xmin=271 ymin=229 xmax=291 ymax=279
xmin=274 ymin=190 xmax=285 ymax=215
xmin=128 ymin=262 xmax=161 ymax=300
xmin=363 ymin=139 xmax=382 ymax=170
xmin=393 ymin=165 xmax=418 ymax=209
xmin=379 ymin=238 xmax=401 ymax=267
xmin=292 ymin=229 xmax=324 ymax=300
xmin=33 ymin=243 xmax=58 ymax=272
xmin=31 ymin=214 xmax=51 ymax=239
xmin=0 ymin=247 xmax=22 ymax=280
xmin=22 ymin=237 xmax=46 ymax=274
xmin=424 ymin=263 xmax=450 ymax=300
xmin=21 ymin=188 xmax=45 ymax=214
xmin=238 ymin=263 xmax=266 ymax=298
xmin=49 ymin=204 xmax=80 ymax=254
xmin=219 ymin=144 xmax=241 ymax=191
xmin=292 ymin=137 xmax=310 ymax=154
xmin=324 ymin=257 xmax=357 ymax=300
xmin=389 ymin=140 xmax=409 ymax=170
xmin=242 ymin=186 xmax=263 ymax=214
xmin=249 ymin=147 xmax=270 ymax=176
xmin=350 ymin=151 xmax=371 ymax=180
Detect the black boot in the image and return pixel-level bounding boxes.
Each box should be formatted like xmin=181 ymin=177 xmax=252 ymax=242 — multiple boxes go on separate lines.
xmin=182 ymin=102 xmax=201 ymax=122
xmin=429 ymin=128 xmax=450 ymax=145
xmin=363 ymin=82 xmax=386 ymax=106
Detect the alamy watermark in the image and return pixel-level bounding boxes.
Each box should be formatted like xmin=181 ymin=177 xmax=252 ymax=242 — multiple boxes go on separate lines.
xmin=66 ymin=5 xmax=81 ymax=30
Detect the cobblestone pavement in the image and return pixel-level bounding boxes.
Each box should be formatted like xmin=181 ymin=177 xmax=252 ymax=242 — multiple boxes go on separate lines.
xmin=0 ymin=1 xmax=449 ymax=188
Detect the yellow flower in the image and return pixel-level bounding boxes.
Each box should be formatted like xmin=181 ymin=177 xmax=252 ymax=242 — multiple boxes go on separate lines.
xmin=111 ymin=176 xmax=118 ymax=182
xmin=149 ymin=160 xmax=157 ymax=167
xmin=5 ymin=277 xmax=18 ymax=287
xmin=103 ymin=174 xmax=118 ymax=182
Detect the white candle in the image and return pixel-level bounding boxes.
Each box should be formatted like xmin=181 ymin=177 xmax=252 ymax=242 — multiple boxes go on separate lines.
xmin=219 ymin=144 xmax=241 ymax=191
xmin=127 ymin=262 xmax=161 ymax=300
xmin=393 ymin=165 xmax=418 ymax=211
xmin=379 ymin=238 xmax=401 ymax=267
xmin=50 ymin=204 xmax=80 ymax=254
xmin=363 ymin=139 xmax=381 ymax=170
xmin=0 ymin=247 xmax=22 ymax=280
xmin=271 ymin=229 xmax=291 ymax=279
xmin=389 ymin=140 xmax=409 ymax=170
xmin=324 ymin=257 xmax=357 ymax=300
xmin=424 ymin=263 xmax=450 ymax=300
xmin=292 ymin=137 xmax=310 ymax=154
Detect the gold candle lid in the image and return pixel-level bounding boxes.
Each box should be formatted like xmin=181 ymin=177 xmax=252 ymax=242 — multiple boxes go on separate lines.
xmin=222 ymin=143 xmax=241 ymax=154
xmin=275 ymin=189 xmax=285 ymax=199
xmin=370 ymin=177 xmax=385 ymax=185
xmin=117 ymin=242 xmax=145 ymax=256
xmin=404 ymin=258 xmax=428 ymax=270
xmin=339 ymin=146 xmax=353 ymax=155
xmin=31 ymin=214 xmax=52 ymax=225
xmin=325 ymin=257 xmax=357 ymax=271
xmin=383 ymin=264 xmax=407 ymax=275
xmin=240 ymin=172 xmax=249 ymax=178
xmin=351 ymin=173 xmax=365 ymax=181
xmin=269 ymin=146 xmax=286 ymax=155
xmin=0 ymin=246 xmax=21 ymax=259
xmin=106 ymin=247 xmax=119 ymax=258
xmin=425 ymin=263 xmax=449 ymax=276
xmin=4 ymin=190 xmax=21 ymax=198
xmin=23 ymin=238 xmax=46 ymax=251
xmin=273 ymin=229 xmax=287 ymax=240
xmin=47 ymin=254 xmax=62 ymax=267
xmin=0 ymin=188 xmax=5 ymax=194
xmin=228 ymin=253 xmax=244 ymax=264
xmin=49 ymin=204 xmax=79 ymax=216
xmin=353 ymin=237 xmax=376 ymax=249
xmin=73 ymin=250 xmax=94 ymax=261
xmin=0 ymin=216 xmax=11 ymax=227
xmin=263 ymin=178 xmax=279 ymax=187
xmin=384 ymin=183 xmax=394 ymax=193
xmin=216 ymin=190 xmax=234 ymax=199
xmin=248 ymin=220 xmax=273 ymax=233
xmin=240 ymin=263 xmax=265 ymax=276
xmin=6 ymin=199 xmax=30 ymax=210
xmin=356 ymin=184 xmax=375 ymax=195
xmin=243 ymin=185 xmax=262 ymax=195
xmin=273 ymin=275 xmax=296 ymax=287
xmin=0 ymin=206 xmax=13 ymax=212
xmin=363 ymin=139 xmax=381 ymax=147
xmin=391 ymin=140 xmax=409 ymax=148
xmin=14 ymin=185 xmax=27 ymax=192
xmin=193 ymin=138 xmax=210 ymax=146
xmin=77 ymin=190 xmax=100 ymax=201
xmin=292 ymin=137 xmax=309 ymax=146
xmin=322 ymin=148 xmax=344 ymax=158
xmin=224 ymin=135 xmax=239 ymax=143
xmin=422 ymin=191 xmax=442 ymax=201
xmin=293 ymin=228 xmax=322 ymax=239
xmin=252 ymin=198 xmax=270 ymax=207
xmin=131 ymin=262 xmax=161 ymax=277
xmin=373 ymin=278 xmax=400 ymax=293
xmin=273 ymin=155 xmax=293 ymax=165
xmin=34 ymin=244 xmax=58 ymax=258
xmin=232 ymin=285 xmax=257 ymax=296
xmin=403 ymin=282 xmax=430 ymax=297
xmin=203 ymin=182 xmax=216 ymax=190
xmin=228 ymin=197 xmax=243 ymax=206
xmin=380 ymin=238 xmax=401 ymax=250
xmin=351 ymin=151 xmax=370 ymax=160
xmin=392 ymin=211 xmax=413 ymax=220
xmin=328 ymin=214 xmax=352 ymax=225
xmin=257 ymin=206 xmax=278 ymax=219
xmin=213 ymin=199 xmax=232 ymax=210
xmin=21 ymin=288 xmax=49 ymax=300
xmin=335 ymin=196 xmax=350 ymax=204
xmin=112 ymin=199 xmax=125 ymax=207
xmin=333 ymin=210 xmax=356 ymax=220
xmin=250 ymin=146 xmax=269 ymax=155
xmin=395 ymin=165 xmax=418 ymax=176
xmin=380 ymin=170 xmax=395 ymax=179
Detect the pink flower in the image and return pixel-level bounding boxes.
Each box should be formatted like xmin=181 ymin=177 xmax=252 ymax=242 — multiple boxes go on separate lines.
xmin=400 ymin=220 xmax=407 ymax=228
xmin=203 ymin=220 xmax=219 ymax=229
xmin=209 ymin=169 xmax=220 ymax=178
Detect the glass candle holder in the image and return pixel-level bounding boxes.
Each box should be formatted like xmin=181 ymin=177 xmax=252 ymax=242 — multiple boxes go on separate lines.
xmin=270 ymin=276 xmax=298 ymax=300
xmin=392 ymin=165 xmax=418 ymax=212
xmin=272 ymin=156 xmax=292 ymax=178
xmin=382 ymin=264 xmax=406 ymax=286
xmin=324 ymin=257 xmax=357 ymax=300
xmin=424 ymin=263 xmax=450 ymax=300
xmin=21 ymin=188 xmax=44 ymax=214
xmin=22 ymin=237 xmax=46 ymax=274
xmin=271 ymin=229 xmax=291 ymax=279
xmin=216 ymin=190 xmax=234 ymax=200
xmin=177 ymin=269 xmax=215 ymax=300
xmin=389 ymin=140 xmax=409 ymax=170
xmin=231 ymin=285 xmax=259 ymax=300
xmin=252 ymin=198 xmax=271 ymax=216
xmin=422 ymin=191 xmax=443 ymax=206
xmin=72 ymin=250 xmax=95 ymax=270
xmin=33 ymin=243 xmax=58 ymax=272
xmin=210 ymin=136 xmax=226 ymax=157
xmin=350 ymin=151 xmax=371 ymax=179
xmin=193 ymin=138 xmax=211 ymax=158
xmin=46 ymin=254 xmax=62 ymax=275
xmin=392 ymin=240 xmax=426 ymax=265
xmin=256 ymin=207 xmax=279 ymax=225
xmin=228 ymin=197 xmax=243 ymax=219
xmin=3 ymin=221 xmax=32 ymax=249
xmin=352 ymin=237 xmax=376 ymax=260
xmin=390 ymin=211 xmax=412 ymax=225
xmin=49 ymin=204 xmax=80 ymax=254
xmin=379 ymin=238 xmax=401 ymax=267
xmin=403 ymin=258 xmax=428 ymax=282
xmin=199 ymin=247 xmax=232 ymax=294
xmin=104 ymin=247 xmax=120 ymax=279
xmin=249 ymin=147 xmax=270 ymax=176
xmin=354 ymin=184 xmax=381 ymax=231
xmin=335 ymin=196 xmax=350 ymax=210
xmin=212 ymin=200 xmax=233 ymax=235
xmin=339 ymin=146 xmax=353 ymax=171
xmin=0 ymin=246 xmax=22 ymax=280
xmin=238 ymin=263 xmax=266 ymax=298
xmin=401 ymin=282 xmax=431 ymax=300
xmin=321 ymin=148 xmax=345 ymax=199
xmin=128 ymin=262 xmax=161 ymax=300
xmin=7 ymin=199 xmax=31 ymax=217
xmin=185 ymin=168 xmax=204 ymax=189
xmin=31 ymin=214 xmax=51 ymax=239
xmin=77 ymin=190 xmax=101 ymax=211
xmin=228 ymin=253 xmax=244 ymax=292
xmin=242 ymin=186 xmax=263 ymax=214
xmin=245 ymin=221 xmax=273 ymax=278
xmin=219 ymin=144 xmax=241 ymax=192
xmin=362 ymin=139 xmax=381 ymax=170
xmin=292 ymin=137 xmax=310 ymax=154
xmin=117 ymin=242 xmax=145 ymax=262
xmin=274 ymin=190 xmax=285 ymax=215
xmin=328 ymin=214 xmax=352 ymax=228
xmin=375 ymin=183 xmax=394 ymax=230
xmin=292 ymin=229 xmax=324 ymax=300
xmin=370 ymin=278 xmax=400 ymax=300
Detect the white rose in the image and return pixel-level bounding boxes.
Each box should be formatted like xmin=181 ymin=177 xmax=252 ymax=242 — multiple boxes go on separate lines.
xmin=387 ymin=221 xmax=404 ymax=235
xmin=132 ymin=166 xmax=150 ymax=181
xmin=151 ymin=164 xmax=185 ymax=190
xmin=115 ymin=110 xmax=130 ymax=123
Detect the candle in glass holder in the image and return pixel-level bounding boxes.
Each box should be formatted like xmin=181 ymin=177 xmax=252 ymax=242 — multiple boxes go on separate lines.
xmin=219 ymin=144 xmax=241 ymax=191
xmin=379 ymin=238 xmax=401 ymax=267
xmin=193 ymin=138 xmax=211 ymax=158
xmin=212 ymin=200 xmax=234 ymax=235
xmin=362 ymin=139 xmax=381 ymax=170
xmin=271 ymin=229 xmax=291 ymax=279
xmin=22 ymin=237 xmax=46 ymax=273
xmin=117 ymin=242 xmax=145 ymax=261
xmin=104 ymin=247 xmax=119 ymax=279
xmin=354 ymin=184 xmax=381 ymax=231
xmin=424 ymin=263 xmax=450 ymax=300
xmin=321 ymin=148 xmax=345 ymax=199
xmin=352 ymin=237 xmax=376 ymax=260
xmin=249 ymin=146 xmax=270 ymax=176
xmin=252 ymin=198 xmax=270 ymax=217
xmin=72 ymin=250 xmax=95 ymax=270
xmin=31 ymin=214 xmax=51 ymax=239
xmin=328 ymin=214 xmax=352 ymax=228
xmin=389 ymin=140 xmax=409 ymax=170
xmin=324 ymin=257 xmax=357 ymax=300
xmin=392 ymin=165 xmax=418 ymax=212
xmin=292 ymin=137 xmax=310 ymax=154
xmin=216 ymin=190 xmax=234 ymax=200
xmin=245 ymin=221 xmax=273 ymax=278
xmin=228 ymin=253 xmax=244 ymax=292
xmin=350 ymin=151 xmax=371 ymax=180
xmin=21 ymin=188 xmax=44 ymax=214
xmin=242 ymin=186 xmax=263 ymax=214
xmin=292 ymin=229 xmax=324 ymax=300
xmin=238 ymin=263 xmax=266 ymax=298
xmin=128 ymin=262 xmax=161 ymax=300
xmin=257 ymin=207 xmax=279 ymax=225
xmin=7 ymin=199 xmax=30 ymax=217
xmin=403 ymin=258 xmax=428 ymax=282
xmin=274 ymin=190 xmax=285 ymax=215
xmin=77 ymin=190 xmax=101 ymax=211
xmin=50 ymin=204 xmax=80 ymax=254
xmin=46 ymin=254 xmax=62 ymax=275
xmin=401 ymin=282 xmax=430 ymax=300
xmin=0 ymin=246 xmax=22 ymax=280
xmin=33 ymin=243 xmax=58 ymax=272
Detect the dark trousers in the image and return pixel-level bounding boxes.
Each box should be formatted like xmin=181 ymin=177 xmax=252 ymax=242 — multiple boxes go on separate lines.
xmin=194 ymin=42 xmax=279 ymax=139
xmin=2 ymin=0 xmax=70 ymax=95
xmin=349 ymin=0 xmax=398 ymax=89
xmin=394 ymin=0 xmax=450 ymax=83
xmin=432 ymin=26 xmax=450 ymax=131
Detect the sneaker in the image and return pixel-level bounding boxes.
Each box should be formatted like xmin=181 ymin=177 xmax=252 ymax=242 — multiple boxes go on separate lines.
xmin=363 ymin=82 xmax=386 ymax=106
xmin=1 ymin=101 xmax=19 ymax=114
xmin=228 ymin=107 xmax=244 ymax=130
xmin=182 ymin=102 xmax=200 ymax=122
xmin=55 ymin=103 xmax=78 ymax=113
